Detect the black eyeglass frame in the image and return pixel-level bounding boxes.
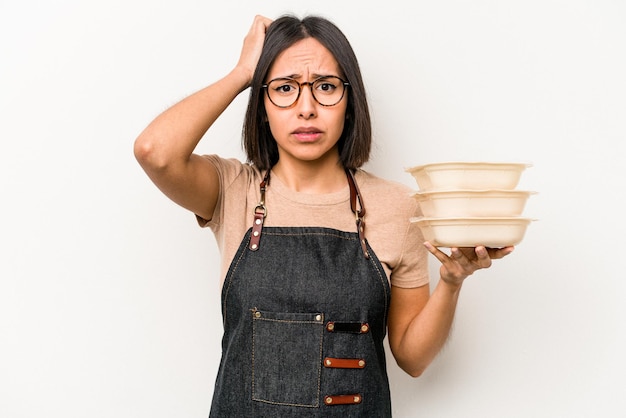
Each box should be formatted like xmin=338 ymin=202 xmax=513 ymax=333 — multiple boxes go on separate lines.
xmin=262 ymin=76 xmax=350 ymax=108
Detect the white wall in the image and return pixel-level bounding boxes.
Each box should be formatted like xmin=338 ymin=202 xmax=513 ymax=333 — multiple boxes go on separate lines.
xmin=2 ymin=1 xmax=625 ymax=417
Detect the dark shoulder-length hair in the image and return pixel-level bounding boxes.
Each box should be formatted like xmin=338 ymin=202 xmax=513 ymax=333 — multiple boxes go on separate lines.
xmin=242 ymin=14 xmax=371 ymax=171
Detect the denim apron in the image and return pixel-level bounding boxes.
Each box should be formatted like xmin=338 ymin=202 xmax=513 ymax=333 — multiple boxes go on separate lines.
xmin=209 ymin=169 xmax=392 ymax=417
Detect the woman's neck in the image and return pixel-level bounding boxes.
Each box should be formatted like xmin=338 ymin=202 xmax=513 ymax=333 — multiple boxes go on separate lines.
xmin=271 ymin=158 xmax=347 ymax=194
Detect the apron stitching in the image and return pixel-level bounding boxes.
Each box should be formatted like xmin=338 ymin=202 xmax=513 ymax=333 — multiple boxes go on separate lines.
xmin=253 ymin=399 xmax=319 ymax=408
xmin=222 ymin=232 xmax=252 ymax=323
xmin=367 ymin=252 xmax=390 ymax=324
xmin=263 ymin=231 xmax=357 ymax=240
xmin=251 ymin=310 xmax=257 ymax=401
xmin=316 ymin=314 xmax=324 ymax=407
xmin=250 ymin=316 xmax=325 ymax=408
xmin=253 ymin=318 xmax=322 ymax=325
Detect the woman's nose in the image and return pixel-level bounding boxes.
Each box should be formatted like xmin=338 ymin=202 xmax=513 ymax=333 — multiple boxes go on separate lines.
xmin=296 ymin=84 xmax=317 ymax=118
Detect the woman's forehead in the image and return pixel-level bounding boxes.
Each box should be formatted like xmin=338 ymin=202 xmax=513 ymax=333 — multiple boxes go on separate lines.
xmin=268 ymin=38 xmax=340 ymax=79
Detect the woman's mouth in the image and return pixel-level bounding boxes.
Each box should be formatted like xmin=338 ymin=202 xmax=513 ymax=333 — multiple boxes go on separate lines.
xmin=292 ymin=127 xmax=322 ymax=142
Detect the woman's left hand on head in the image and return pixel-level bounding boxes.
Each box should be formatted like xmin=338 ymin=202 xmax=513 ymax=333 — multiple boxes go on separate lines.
xmin=423 ymin=242 xmax=514 ymax=286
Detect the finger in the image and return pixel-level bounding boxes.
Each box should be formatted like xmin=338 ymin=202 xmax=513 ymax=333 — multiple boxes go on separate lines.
xmin=253 ymin=15 xmax=273 ymax=30
xmin=450 ymin=246 xmax=490 ymax=271
xmin=256 ymin=15 xmax=273 ymax=32
xmin=450 ymin=247 xmax=467 ymax=261
xmin=474 ymin=246 xmax=493 ymax=268
xmin=263 ymin=16 xmax=274 ymax=27
xmin=486 ymin=246 xmax=515 ymax=259
xmin=423 ymin=241 xmax=452 ymax=265
xmin=452 ymin=247 xmax=488 ymax=271
xmin=457 ymin=247 xmax=477 ymax=258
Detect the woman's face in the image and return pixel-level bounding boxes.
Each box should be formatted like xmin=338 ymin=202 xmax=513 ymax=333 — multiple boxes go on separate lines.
xmin=264 ymin=37 xmax=348 ymax=168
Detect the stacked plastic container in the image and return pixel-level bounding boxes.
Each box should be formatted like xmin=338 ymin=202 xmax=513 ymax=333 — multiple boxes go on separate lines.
xmin=405 ymin=162 xmax=535 ymax=248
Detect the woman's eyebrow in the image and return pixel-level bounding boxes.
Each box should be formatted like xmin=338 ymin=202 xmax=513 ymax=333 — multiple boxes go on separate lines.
xmin=269 ymin=73 xmax=301 ymax=80
xmin=270 ymin=73 xmax=339 ymax=81
xmin=311 ymin=73 xmax=339 ymax=79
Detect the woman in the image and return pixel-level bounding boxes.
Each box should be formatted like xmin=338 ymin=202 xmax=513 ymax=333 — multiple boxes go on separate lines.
xmin=134 ymin=14 xmax=513 ymax=417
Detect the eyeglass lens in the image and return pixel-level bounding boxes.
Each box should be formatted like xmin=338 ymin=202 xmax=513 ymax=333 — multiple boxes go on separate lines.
xmin=266 ymin=76 xmax=347 ymax=107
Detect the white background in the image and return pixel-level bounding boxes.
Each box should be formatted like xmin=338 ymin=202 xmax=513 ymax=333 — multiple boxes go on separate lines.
xmin=2 ymin=0 xmax=625 ymax=417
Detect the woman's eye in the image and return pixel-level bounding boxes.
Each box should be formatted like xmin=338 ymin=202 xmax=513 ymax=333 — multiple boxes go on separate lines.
xmin=316 ymin=82 xmax=336 ymax=93
xmin=276 ymin=84 xmax=296 ymax=94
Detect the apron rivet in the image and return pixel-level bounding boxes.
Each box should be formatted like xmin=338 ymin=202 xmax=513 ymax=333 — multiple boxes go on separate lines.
xmin=325 ymin=396 xmax=333 ymax=404
xmin=253 ymin=231 xmax=259 ymax=237
xmin=361 ymin=324 xmax=369 ymax=333
xmin=255 ymin=219 xmax=261 ymax=225
xmin=254 ymin=311 xmax=261 ymax=318
xmin=251 ymin=244 xmax=258 ymax=250
xmin=325 ymin=359 xmax=332 ymax=366
xmin=315 ymin=314 xmax=322 ymax=321
xmin=358 ymin=360 xmax=366 ymax=367
xmin=326 ymin=322 xmax=335 ymax=331
xmin=354 ymin=395 xmax=361 ymax=403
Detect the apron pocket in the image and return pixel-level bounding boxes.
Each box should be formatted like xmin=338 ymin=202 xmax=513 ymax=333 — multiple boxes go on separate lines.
xmin=251 ymin=309 xmax=324 ymax=407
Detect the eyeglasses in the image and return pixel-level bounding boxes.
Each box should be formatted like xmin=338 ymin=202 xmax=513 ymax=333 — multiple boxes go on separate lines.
xmin=262 ymin=76 xmax=350 ymax=108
